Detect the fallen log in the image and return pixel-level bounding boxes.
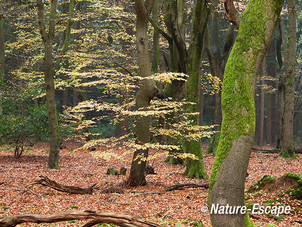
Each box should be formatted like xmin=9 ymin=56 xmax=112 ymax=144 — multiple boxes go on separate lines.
xmin=32 ymin=175 xmax=97 ymax=194
xmin=163 ymin=182 xmax=209 ymax=192
xmin=0 ymin=210 xmax=161 ymax=227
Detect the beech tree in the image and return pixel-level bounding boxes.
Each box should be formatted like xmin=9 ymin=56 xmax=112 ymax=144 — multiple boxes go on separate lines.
xmin=151 ymin=0 xmax=212 ymax=178
xmin=184 ymin=0 xmax=211 ymax=179
xmin=0 ymin=11 xmax=4 ymax=114
xmin=36 ymin=0 xmax=74 ymax=168
xmin=278 ymin=0 xmax=296 ymax=157
xmin=127 ymin=0 xmax=158 ymax=186
xmin=209 ymin=0 xmax=284 ymax=226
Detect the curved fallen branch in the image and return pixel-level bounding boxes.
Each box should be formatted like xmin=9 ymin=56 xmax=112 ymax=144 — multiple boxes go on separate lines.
xmin=32 ymin=175 xmax=97 ymax=194
xmin=0 ymin=210 xmax=161 ymax=227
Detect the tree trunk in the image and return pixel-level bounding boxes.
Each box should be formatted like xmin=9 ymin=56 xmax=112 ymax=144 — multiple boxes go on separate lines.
xmin=37 ymin=0 xmax=60 ymax=169
xmin=115 ymin=95 xmax=128 ymax=138
xmin=266 ymin=37 xmax=277 ymax=145
xmin=128 ymin=0 xmax=157 ymax=186
xmin=184 ymin=0 xmax=211 ymax=179
xmin=205 ymin=20 xmax=235 ymax=154
xmin=258 ymin=61 xmax=265 ymax=146
xmin=280 ymin=0 xmax=296 ymax=157
xmin=45 ymin=40 xmax=60 ymax=169
xmin=37 ymin=0 xmax=74 ymax=168
xmin=0 ymin=15 xmax=4 ymax=115
xmin=152 ymin=0 xmax=159 ymax=74
xmin=209 ymin=1 xmax=283 ymax=226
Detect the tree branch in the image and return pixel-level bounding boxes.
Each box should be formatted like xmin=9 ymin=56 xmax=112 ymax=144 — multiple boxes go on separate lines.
xmin=32 ymin=175 xmax=97 ymax=194
xmin=149 ymin=17 xmax=172 ymax=43
xmin=0 ymin=210 xmax=161 ymax=227
xmin=36 ymin=0 xmax=47 ymax=42
xmin=54 ymin=0 xmax=75 ymax=72
xmin=224 ymin=0 xmax=241 ymax=28
xmin=48 ymin=0 xmax=58 ymax=40
xmin=146 ymin=0 xmax=155 ymax=17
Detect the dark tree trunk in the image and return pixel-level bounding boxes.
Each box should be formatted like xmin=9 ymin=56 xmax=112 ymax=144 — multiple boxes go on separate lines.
xmin=280 ymin=0 xmax=296 ymax=157
xmin=258 ymin=61 xmax=265 ymax=146
xmin=266 ymin=38 xmax=277 ymax=145
xmin=0 ymin=15 xmax=4 ymax=115
xmin=184 ymin=0 xmax=211 ymax=179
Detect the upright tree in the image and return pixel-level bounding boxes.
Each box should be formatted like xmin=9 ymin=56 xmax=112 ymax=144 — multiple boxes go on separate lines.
xmin=36 ymin=0 xmax=74 ymax=168
xmin=205 ymin=10 xmax=236 ymax=154
xmin=0 ymin=12 xmax=4 ymax=115
xmin=151 ymin=0 xmax=212 ymax=178
xmin=209 ymin=0 xmax=284 ymax=226
xmin=184 ymin=0 xmax=211 ymax=179
xmin=128 ymin=0 xmax=158 ymax=186
xmin=278 ymin=0 xmax=296 ymax=157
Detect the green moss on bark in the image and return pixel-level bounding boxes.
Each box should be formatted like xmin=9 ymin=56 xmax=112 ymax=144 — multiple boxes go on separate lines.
xmin=209 ymin=0 xmax=284 ymax=190
xmin=184 ymin=140 xmax=208 ymax=179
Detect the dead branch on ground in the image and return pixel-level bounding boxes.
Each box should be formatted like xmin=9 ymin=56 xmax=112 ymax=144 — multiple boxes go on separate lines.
xmin=0 ymin=210 xmax=161 ymax=227
xmin=163 ymin=183 xmax=209 ymax=192
xmin=32 ymin=175 xmax=97 ymax=194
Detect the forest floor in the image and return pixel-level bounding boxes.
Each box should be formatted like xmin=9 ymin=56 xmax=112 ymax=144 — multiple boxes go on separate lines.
xmin=0 ymin=141 xmax=301 ymax=227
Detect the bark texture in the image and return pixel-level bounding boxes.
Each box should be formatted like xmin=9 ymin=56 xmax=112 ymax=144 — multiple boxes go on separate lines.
xmin=0 ymin=15 xmax=4 ymax=78
xmin=209 ymin=1 xmax=283 ymax=226
xmin=128 ymin=0 xmax=158 ymax=186
xmin=257 ymin=61 xmax=265 ymax=146
xmin=184 ymin=0 xmax=211 ymax=179
xmin=266 ymin=38 xmax=277 ymax=145
xmin=37 ymin=0 xmax=60 ymax=169
xmin=279 ymin=0 xmax=296 ymax=157
xmin=33 ymin=175 xmax=97 ymax=194
xmin=0 ymin=210 xmax=160 ymax=227
xmin=0 ymin=15 xmax=4 ymax=115
xmin=205 ymin=16 xmax=235 ymax=154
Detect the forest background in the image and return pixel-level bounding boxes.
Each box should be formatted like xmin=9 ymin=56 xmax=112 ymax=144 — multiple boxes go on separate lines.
xmin=0 ymin=0 xmax=301 ymax=226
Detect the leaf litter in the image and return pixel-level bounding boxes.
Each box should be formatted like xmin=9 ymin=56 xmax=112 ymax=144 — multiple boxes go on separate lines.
xmin=0 ymin=142 xmax=301 ymax=226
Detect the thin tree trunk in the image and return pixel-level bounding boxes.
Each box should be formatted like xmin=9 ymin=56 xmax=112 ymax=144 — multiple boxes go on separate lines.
xmin=37 ymin=0 xmax=60 ymax=169
xmin=209 ymin=1 xmax=283 ymax=226
xmin=37 ymin=0 xmax=74 ymax=168
xmin=63 ymin=87 xmax=69 ymax=107
xmin=152 ymin=0 xmax=159 ymax=74
xmin=0 ymin=15 xmax=4 ymax=115
xmin=280 ymin=0 xmax=296 ymax=157
xmin=184 ymin=0 xmax=211 ymax=179
xmin=115 ymin=96 xmax=128 ymax=138
xmin=266 ymin=38 xmax=277 ymax=145
xmin=258 ymin=61 xmax=265 ymax=146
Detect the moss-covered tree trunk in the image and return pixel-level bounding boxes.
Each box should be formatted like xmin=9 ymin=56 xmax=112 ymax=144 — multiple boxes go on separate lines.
xmin=128 ymin=0 xmax=158 ymax=186
xmin=184 ymin=0 xmax=211 ymax=179
xmin=209 ymin=0 xmax=283 ymax=226
xmin=161 ymin=0 xmax=187 ymax=165
xmin=0 ymin=14 xmax=4 ymax=115
xmin=205 ymin=21 xmax=235 ymax=154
